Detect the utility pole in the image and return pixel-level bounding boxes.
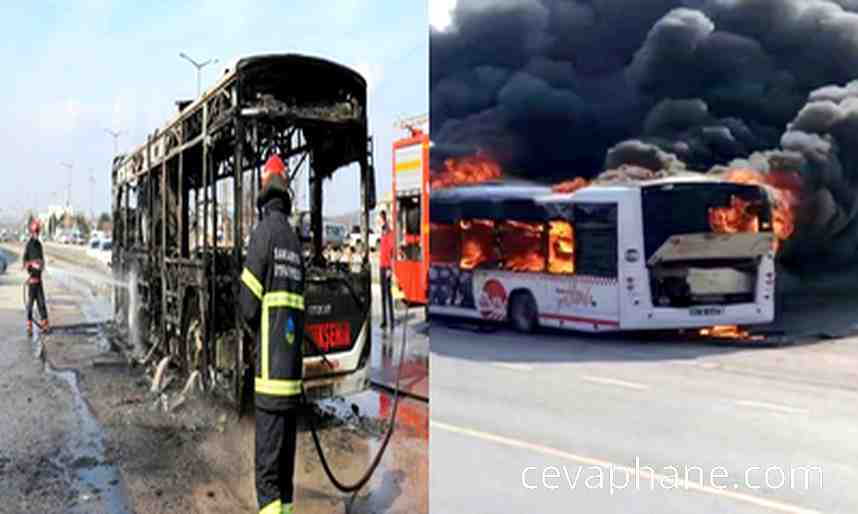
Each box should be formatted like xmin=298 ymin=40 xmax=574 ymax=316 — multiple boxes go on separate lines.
xmin=89 ymin=170 xmax=96 ymax=224
xmin=179 ymin=52 xmax=218 ymax=97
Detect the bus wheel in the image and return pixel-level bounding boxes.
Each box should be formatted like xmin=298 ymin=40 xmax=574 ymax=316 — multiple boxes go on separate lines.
xmin=509 ymin=291 xmax=538 ymax=333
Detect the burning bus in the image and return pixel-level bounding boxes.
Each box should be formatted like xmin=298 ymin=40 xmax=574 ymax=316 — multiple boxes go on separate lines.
xmin=111 ymin=54 xmax=376 ymax=410
xmin=428 ymin=176 xmax=777 ymax=333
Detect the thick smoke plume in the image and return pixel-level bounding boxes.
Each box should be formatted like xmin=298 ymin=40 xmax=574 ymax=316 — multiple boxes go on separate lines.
xmin=431 ymin=0 xmax=858 ymax=270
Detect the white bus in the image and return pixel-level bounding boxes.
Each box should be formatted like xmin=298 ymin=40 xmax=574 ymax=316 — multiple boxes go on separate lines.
xmin=428 ymin=177 xmax=776 ymax=333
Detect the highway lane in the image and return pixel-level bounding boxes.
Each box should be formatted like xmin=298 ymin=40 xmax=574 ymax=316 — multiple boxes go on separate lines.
xmin=430 ymin=323 xmax=858 ymax=514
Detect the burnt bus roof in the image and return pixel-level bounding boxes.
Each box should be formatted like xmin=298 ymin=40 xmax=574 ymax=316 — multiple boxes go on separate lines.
xmin=114 ymin=53 xmax=367 ymax=183
xmin=429 ymin=184 xmax=553 ymax=224
xmin=430 ymin=179 xmax=774 ymax=228
xmin=237 ymin=54 xmax=367 ymax=107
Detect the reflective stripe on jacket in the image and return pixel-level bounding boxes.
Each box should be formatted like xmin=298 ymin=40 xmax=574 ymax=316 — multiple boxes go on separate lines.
xmin=239 ymin=197 xmax=306 ymax=411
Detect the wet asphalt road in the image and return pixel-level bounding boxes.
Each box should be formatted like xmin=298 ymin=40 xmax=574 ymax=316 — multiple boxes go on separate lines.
xmin=1 ymin=243 xmax=428 ymax=513
xmin=430 ymin=310 xmax=858 ymax=514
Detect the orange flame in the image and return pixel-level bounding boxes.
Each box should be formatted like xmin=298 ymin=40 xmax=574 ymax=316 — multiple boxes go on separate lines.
xmin=431 ymin=153 xmax=502 ymax=189
xmin=459 ymin=219 xmax=497 ymax=269
xmin=500 ymin=221 xmax=545 ymax=272
xmin=548 ymin=220 xmax=575 ymax=274
xmin=552 ymin=178 xmax=590 ymax=194
xmin=709 ymin=195 xmax=760 ymax=234
xmin=699 ymin=325 xmax=764 ymax=340
xmin=721 ymin=169 xmax=801 ymax=247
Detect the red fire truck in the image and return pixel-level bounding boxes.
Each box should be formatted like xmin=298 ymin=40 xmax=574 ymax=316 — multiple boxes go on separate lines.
xmin=391 ymin=115 xmax=429 ymax=305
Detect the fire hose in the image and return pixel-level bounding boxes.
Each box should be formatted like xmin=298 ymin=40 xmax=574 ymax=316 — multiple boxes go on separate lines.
xmin=303 ymin=294 xmax=410 ymax=494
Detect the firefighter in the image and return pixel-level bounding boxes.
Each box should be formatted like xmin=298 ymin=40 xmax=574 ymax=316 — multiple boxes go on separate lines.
xmin=378 ymin=210 xmax=395 ymax=330
xmin=239 ymin=154 xmax=305 ymax=514
xmin=23 ymin=219 xmax=49 ymax=334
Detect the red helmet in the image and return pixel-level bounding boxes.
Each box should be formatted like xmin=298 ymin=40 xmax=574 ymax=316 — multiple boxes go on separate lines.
xmin=261 ymin=154 xmax=288 ymax=190
xmin=29 ymin=219 xmax=41 ymax=235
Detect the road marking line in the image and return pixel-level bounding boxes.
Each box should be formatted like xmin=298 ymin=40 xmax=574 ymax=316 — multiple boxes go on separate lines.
xmin=491 ymin=362 xmax=534 ymax=372
xmin=431 ymin=420 xmax=822 ymax=514
xmin=581 ymin=375 xmax=649 ymax=390
xmin=735 ymin=400 xmax=808 ymax=415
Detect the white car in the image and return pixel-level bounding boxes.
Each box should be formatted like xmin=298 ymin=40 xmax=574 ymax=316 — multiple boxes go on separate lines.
xmin=348 ymin=227 xmax=381 ymax=251
xmin=95 ymin=239 xmax=113 ymax=267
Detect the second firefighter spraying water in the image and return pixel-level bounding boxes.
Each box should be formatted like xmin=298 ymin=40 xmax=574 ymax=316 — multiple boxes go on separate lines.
xmin=239 ymin=154 xmax=306 ymax=514
xmin=23 ymin=218 xmax=49 ymax=334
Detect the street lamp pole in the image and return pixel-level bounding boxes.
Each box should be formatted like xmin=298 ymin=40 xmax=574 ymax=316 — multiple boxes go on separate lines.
xmin=105 ymin=128 xmax=123 ymax=157
xmin=60 ymin=162 xmax=73 ymax=209
xmin=179 ymin=52 xmax=218 ymax=97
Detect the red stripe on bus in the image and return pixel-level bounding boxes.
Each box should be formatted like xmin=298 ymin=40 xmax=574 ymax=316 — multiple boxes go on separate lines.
xmin=539 ymin=313 xmax=620 ymax=326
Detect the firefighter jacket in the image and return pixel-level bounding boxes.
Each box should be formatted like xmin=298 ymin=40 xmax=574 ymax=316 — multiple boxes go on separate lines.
xmin=23 ymin=238 xmax=45 ymax=284
xmin=239 ymin=197 xmax=306 ymax=411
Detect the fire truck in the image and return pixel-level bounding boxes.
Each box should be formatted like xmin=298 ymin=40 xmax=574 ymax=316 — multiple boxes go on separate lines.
xmin=391 ymin=114 xmax=429 ymax=305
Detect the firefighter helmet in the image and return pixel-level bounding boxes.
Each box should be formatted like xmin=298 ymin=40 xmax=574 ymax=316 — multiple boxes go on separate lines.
xmin=261 ymin=154 xmax=288 ymax=190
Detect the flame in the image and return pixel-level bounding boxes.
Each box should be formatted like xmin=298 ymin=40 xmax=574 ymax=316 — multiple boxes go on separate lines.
xmin=552 ymin=178 xmax=590 ymax=194
xmin=431 ymin=153 xmax=502 ymax=189
xmin=548 ymin=220 xmax=575 ymax=274
xmin=459 ymin=219 xmax=496 ymax=269
xmin=721 ymin=168 xmax=801 ymax=248
xmin=699 ymin=325 xmax=764 ymax=340
xmin=709 ymin=195 xmax=760 ymax=234
xmin=500 ymin=221 xmax=545 ymax=272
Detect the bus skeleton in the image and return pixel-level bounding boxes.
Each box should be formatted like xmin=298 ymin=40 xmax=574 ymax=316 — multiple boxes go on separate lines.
xmin=111 ymin=54 xmax=377 ymax=410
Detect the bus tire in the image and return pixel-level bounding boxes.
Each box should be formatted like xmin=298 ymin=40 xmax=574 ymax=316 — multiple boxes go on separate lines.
xmin=509 ymin=291 xmax=538 ymax=333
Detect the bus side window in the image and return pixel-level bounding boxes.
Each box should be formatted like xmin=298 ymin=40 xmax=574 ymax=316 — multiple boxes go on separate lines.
xmin=429 ymin=223 xmax=460 ymax=264
xmin=499 ymin=221 xmax=545 ymax=272
xmin=459 ymin=219 xmax=498 ymax=270
xmin=573 ymin=203 xmax=619 ymax=278
xmin=548 ymin=220 xmax=575 ymax=274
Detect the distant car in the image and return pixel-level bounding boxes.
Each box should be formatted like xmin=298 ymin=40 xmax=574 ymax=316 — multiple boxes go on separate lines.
xmin=324 ymin=222 xmax=348 ymax=248
xmin=95 ymin=239 xmax=113 ymax=267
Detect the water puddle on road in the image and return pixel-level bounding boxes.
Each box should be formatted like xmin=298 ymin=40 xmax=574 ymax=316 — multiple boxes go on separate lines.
xmin=28 ymin=324 xmax=133 ymax=514
xmin=46 ymin=362 xmax=134 ymax=514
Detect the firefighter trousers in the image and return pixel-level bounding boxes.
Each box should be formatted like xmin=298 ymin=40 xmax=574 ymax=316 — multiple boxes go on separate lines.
xmin=27 ymin=283 xmax=47 ymax=323
xmin=256 ymin=407 xmax=297 ymax=514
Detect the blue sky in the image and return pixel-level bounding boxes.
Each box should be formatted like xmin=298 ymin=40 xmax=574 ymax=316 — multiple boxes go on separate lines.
xmin=0 ymin=1 xmax=427 ymax=220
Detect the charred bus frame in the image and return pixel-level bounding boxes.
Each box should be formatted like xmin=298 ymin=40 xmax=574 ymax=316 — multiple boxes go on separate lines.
xmin=112 ymin=54 xmax=376 ymax=410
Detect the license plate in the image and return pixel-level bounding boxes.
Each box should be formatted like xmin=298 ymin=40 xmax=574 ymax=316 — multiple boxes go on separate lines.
xmin=690 ymin=306 xmax=724 ymax=316
xmin=307 ymin=321 xmax=351 ymax=352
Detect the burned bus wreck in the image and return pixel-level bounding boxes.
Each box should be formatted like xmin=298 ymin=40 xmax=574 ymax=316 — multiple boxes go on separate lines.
xmin=112 ymin=54 xmax=376 ymax=410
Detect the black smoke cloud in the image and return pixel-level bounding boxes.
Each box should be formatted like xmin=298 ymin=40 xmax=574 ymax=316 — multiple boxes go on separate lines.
xmin=431 ymin=0 xmax=858 ymax=269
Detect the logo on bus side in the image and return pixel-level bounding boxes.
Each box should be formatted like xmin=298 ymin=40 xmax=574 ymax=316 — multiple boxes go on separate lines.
xmin=556 ymin=283 xmax=594 ymax=308
xmin=478 ymin=279 xmax=508 ymax=320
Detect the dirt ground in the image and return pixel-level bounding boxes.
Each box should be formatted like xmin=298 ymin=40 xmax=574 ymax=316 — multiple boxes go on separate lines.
xmin=1 ymin=243 xmax=428 ymax=514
